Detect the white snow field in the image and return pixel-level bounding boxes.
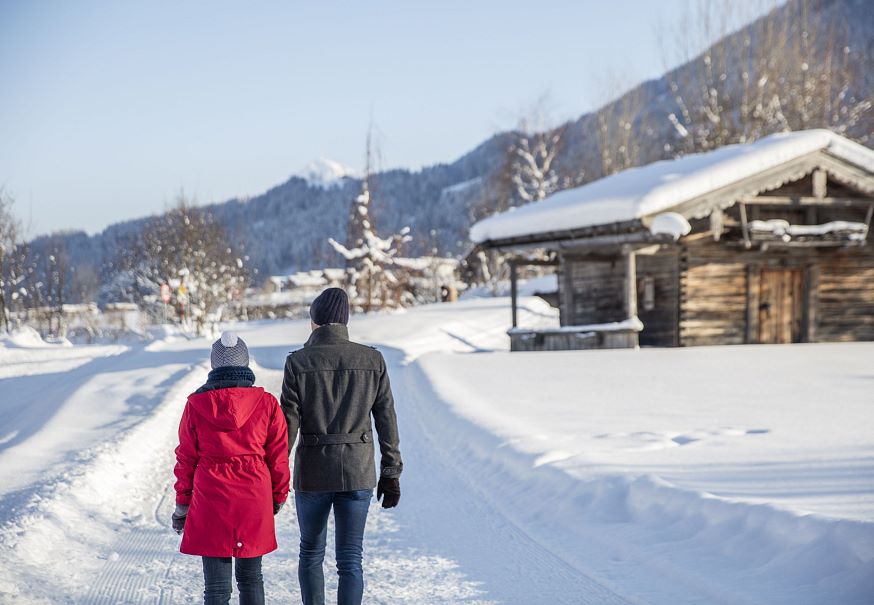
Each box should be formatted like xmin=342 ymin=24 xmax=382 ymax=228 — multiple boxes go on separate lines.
xmin=0 ymin=296 xmax=872 ymax=604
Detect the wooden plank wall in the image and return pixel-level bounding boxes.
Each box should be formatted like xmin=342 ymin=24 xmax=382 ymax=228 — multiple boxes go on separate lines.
xmin=680 ymin=238 xmax=748 ymax=346
xmin=816 ymin=254 xmax=874 ymax=341
xmin=637 ymin=250 xmax=680 ymax=346
xmin=563 ymin=255 xmax=627 ymax=325
xmin=510 ymin=330 xmax=638 ymax=351
xmin=679 ymin=237 xmax=874 ymax=346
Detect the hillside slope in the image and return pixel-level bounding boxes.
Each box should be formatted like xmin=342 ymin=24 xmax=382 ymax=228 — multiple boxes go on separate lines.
xmin=23 ymin=0 xmax=873 ymax=303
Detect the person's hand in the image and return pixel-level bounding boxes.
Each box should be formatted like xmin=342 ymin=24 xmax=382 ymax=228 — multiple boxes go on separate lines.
xmin=376 ymin=477 xmax=400 ymax=509
xmin=273 ymin=501 xmax=284 ymax=515
xmin=172 ymin=504 xmax=189 ymax=534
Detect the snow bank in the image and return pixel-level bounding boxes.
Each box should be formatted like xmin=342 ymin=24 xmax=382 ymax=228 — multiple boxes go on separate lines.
xmin=0 ymin=360 xmax=208 ymax=603
xmin=470 ymin=129 xmax=874 ymax=243
xmin=412 ymin=343 xmax=874 ymax=604
xmin=0 ymin=326 xmax=52 ymax=349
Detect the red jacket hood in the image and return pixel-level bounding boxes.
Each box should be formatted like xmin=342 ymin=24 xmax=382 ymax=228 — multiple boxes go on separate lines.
xmin=187 ymin=387 xmax=266 ymax=431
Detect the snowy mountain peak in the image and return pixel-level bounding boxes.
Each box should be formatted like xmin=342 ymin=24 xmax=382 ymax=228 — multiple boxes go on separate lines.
xmin=297 ymin=158 xmax=359 ymax=188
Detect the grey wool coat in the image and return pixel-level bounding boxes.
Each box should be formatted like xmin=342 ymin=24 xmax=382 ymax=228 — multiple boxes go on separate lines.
xmin=280 ymin=324 xmax=403 ymax=492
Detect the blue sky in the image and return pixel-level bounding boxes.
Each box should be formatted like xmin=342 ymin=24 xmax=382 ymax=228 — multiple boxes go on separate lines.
xmin=0 ymin=1 xmax=770 ymax=236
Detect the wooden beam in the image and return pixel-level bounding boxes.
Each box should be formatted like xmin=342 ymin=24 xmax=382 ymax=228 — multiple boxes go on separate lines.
xmin=812 ymin=169 xmax=827 ymax=200
xmin=730 ymin=239 xmax=867 ymax=249
xmin=739 ymin=202 xmax=752 ymax=249
xmin=511 ymin=259 xmax=560 ymax=267
xmin=740 ymin=195 xmax=873 ymax=206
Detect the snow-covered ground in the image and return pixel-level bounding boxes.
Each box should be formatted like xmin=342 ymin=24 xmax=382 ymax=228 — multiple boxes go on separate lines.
xmin=0 ymin=297 xmax=872 ymax=604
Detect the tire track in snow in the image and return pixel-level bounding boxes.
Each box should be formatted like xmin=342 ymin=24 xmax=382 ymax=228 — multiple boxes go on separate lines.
xmin=389 ymin=351 xmax=634 ymax=605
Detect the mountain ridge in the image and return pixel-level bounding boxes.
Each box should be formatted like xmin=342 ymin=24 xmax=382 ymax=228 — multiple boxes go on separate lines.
xmin=21 ymin=0 xmax=874 ymax=304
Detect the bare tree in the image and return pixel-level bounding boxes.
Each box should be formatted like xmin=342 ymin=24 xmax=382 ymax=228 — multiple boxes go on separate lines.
xmin=121 ymin=194 xmax=249 ymax=332
xmin=0 ymin=190 xmax=22 ymax=332
xmin=593 ymin=73 xmax=647 ymax=176
xmin=507 ymin=96 xmax=566 ymax=203
xmin=661 ymin=0 xmax=872 ymax=153
xmin=44 ymin=236 xmax=69 ymax=337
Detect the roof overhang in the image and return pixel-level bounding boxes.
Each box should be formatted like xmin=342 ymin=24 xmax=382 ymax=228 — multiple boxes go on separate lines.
xmin=477 ymin=149 xmax=874 ymax=253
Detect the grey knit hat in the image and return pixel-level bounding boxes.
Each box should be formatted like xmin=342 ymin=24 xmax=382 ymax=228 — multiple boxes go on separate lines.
xmin=211 ymin=331 xmax=249 ymax=369
xmin=309 ymin=287 xmax=349 ymax=326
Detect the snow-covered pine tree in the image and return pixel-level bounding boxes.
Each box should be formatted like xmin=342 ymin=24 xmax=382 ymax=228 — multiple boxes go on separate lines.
xmin=328 ymin=128 xmax=412 ymax=312
xmin=328 ymin=176 xmax=412 ymax=312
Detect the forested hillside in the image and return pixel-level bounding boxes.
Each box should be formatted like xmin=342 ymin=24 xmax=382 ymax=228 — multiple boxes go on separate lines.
xmin=19 ymin=0 xmax=874 ymax=305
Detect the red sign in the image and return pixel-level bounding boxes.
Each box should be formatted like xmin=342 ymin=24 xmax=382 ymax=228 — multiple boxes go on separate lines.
xmin=160 ymin=283 xmax=171 ymax=304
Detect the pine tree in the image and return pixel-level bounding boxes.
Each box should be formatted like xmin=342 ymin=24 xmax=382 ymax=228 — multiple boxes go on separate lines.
xmin=328 ymin=128 xmax=412 ymax=311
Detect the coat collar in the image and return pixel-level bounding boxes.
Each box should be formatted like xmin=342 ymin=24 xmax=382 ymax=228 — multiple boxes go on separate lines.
xmin=305 ymin=323 xmax=350 ymax=347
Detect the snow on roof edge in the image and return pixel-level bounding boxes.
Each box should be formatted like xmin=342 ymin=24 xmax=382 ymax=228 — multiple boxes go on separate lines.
xmin=470 ymin=129 xmax=874 ymax=244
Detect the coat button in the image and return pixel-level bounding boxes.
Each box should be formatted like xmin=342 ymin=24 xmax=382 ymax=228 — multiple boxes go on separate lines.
xmin=236 ymin=542 xmax=243 ymax=547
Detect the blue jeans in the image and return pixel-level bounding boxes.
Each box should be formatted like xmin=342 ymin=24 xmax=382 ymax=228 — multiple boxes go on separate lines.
xmin=201 ymin=556 xmax=264 ymax=605
xmin=295 ymin=489 xmax=372 ymax=605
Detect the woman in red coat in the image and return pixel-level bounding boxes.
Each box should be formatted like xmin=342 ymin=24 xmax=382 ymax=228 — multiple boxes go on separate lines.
xmin=173 ymin=331 xmax=290 ymax=605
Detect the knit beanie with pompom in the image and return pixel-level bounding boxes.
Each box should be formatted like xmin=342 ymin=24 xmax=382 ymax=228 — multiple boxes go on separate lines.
xmin=210 ymin=331 xmax=250 ymax=369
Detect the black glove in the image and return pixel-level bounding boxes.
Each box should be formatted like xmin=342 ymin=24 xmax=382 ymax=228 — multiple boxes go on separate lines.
xmin=172 ymin=504 xmax=189 ymax=534
xmin=376 ymin=477 xmax=400 ymax=509
xmin=273 ymin=501 xmax=284 ymax=515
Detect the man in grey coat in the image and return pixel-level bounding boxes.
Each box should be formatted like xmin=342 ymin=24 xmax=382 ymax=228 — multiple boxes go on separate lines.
xmin=280 ymin=287 xmax=402 ymax=605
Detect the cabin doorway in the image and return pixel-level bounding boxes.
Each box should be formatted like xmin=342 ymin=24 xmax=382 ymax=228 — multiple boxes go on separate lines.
xmin=757 ymin=269 xmax=803 ymax=344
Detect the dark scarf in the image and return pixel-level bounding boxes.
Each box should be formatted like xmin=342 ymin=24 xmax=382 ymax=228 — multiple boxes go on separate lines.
xmin=195 ymin=366 xmax=256 ymax=393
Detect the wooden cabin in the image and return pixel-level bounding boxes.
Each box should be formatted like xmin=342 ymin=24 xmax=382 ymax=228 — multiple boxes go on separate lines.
xmin=470 ymin=130 xmax=874 ymax=350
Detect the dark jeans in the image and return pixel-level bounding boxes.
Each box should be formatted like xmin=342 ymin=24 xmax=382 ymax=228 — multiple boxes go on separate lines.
xmin=295 ymin=489 xmax=372 ymax=605
xmin=201 ymin=555 xmax=264 ymax=605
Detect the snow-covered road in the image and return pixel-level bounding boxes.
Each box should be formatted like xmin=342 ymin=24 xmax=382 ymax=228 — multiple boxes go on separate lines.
xmin=1 ymin=297 xmax=872 ymax=604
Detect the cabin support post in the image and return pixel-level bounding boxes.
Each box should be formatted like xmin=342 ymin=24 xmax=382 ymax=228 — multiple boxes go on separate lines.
xmin=805 ymin=264 xmax=819 ymax=342
xmin=510 ymin=259 xmax=518 ymax=328
xmin=739 ymin=202 xmax=752 ymax=249
xmin=745 ymin=264 xmax=761 ymax=344
xmin=623 ymin=247 xmax=638 ymax=319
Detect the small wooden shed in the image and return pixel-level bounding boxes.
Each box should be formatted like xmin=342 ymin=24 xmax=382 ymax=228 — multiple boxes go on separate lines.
xmin=470 ymin=130 xmax=874 ymax=350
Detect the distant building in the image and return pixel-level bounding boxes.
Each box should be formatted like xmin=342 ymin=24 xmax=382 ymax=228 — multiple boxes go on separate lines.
xmin=471 ymin=130 xmax=874 ymax=351
xmin=247 ymin=258 xmax=463 ymax=319
xmin=246 ymin=269 xmax=348 ymax=319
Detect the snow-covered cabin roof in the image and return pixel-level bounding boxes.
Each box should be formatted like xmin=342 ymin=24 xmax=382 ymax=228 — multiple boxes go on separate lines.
xmin=470 ymin=129 xmax=874 ymax=244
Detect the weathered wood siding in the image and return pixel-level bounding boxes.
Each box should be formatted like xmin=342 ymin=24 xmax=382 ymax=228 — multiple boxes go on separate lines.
xmin=560 ymin=254 xmax=627 ymax=326
xmin=678 ymin=237 xmax=874 ymax=346
xmin=679 ymin=238 xmax=748 ymax=346
xmin=509 ymin=329 xmax=639 ymax=351
xmin=815 ymin=254 xmax=874 ymax=341
xmin=637 ymin=250 xmax=680 ymax=346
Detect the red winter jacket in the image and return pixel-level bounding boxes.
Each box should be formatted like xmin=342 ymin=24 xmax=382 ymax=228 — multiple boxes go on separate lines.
xmin=174 ymin=386 xmax=290 ymax=558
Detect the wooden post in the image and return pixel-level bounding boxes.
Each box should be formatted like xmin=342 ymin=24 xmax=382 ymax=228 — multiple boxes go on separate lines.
xmin=812 ymin=169 xmax=827 ymax=200
xmin=510 ymin=260 xmax=518 ymax=328
xmin=739 ymin=202 xmax=752 ymax=249
xmin=624 ymin=248 xmax=637 ymax=319
xmin=745 ymin=265 xmax=760 ymax=344
xmin=805 ymin=264 xmax=819 ymax=343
